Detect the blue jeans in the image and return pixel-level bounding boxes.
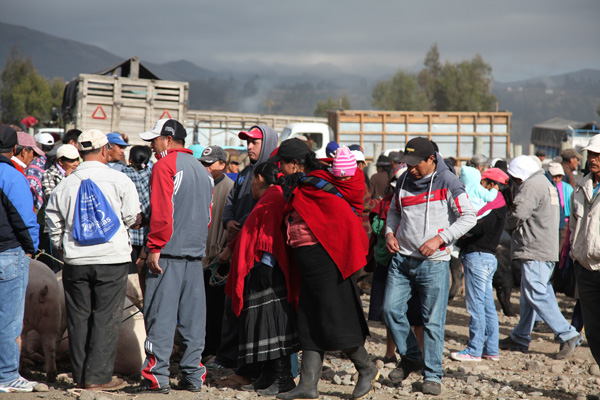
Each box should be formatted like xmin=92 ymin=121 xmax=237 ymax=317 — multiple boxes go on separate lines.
xmin=462 ymin=252 xmax=499 ymax=357
xmin=0 ymin=247 xmax=30 ymax=384
xmin=511 ymin=260 xmax=578 ymax=347
xmin=382 ymin=253 xmax=449 ymax=383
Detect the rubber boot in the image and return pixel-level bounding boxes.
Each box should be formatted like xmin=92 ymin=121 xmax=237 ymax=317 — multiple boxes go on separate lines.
xmin=344 ymin=346 xmax=380 ymax=400
xmin=241 ymin=361 xmax=275 ymax=391
xmin=276 ymin=350 xmax=323 ymax=400
xmin=257 ymin=356 xmax=296 ymax=396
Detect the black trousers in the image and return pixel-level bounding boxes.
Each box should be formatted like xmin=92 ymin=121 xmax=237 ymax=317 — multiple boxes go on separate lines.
xmin=575 ymin=262 xmax=600 ymax=365
xmin=203 ymin=265 xmax=227 ymax=357
xmin=214 ymin=296 xmax=239 ymax=368
xmin=63 ymin=262 xmax=128 ymax=385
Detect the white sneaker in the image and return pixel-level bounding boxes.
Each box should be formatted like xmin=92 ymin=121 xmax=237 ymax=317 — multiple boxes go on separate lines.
xmin=0 ymin=376 xmax=39 ymax=393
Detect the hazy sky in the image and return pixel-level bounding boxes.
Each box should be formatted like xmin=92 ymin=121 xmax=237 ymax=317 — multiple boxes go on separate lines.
xmin=2 ymin=0 xmax=598 ymax=82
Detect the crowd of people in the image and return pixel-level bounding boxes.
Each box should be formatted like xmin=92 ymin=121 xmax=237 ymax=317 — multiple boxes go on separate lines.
xmin=1 ymin=118 xmax=599 ymax=398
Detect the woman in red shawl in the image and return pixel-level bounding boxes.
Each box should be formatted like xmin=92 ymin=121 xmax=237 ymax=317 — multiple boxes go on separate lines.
xmin=271 ymin=139 xmax=379 ymax=400
xmin=222 ymin=163 xmax=299 ymax=396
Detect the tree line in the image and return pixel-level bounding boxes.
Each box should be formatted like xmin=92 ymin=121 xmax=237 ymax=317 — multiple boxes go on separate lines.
xmin=0 ymin=46 xmax=64 ymax=125
xmin=315 ymin=43 xmax=499 ymax=115
xmin=371 ymin=43 xmax=497 ymax=112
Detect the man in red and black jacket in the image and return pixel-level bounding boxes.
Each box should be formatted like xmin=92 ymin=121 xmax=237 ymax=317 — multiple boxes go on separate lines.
xmin=137 ymin=119 xmax=213 ymax=393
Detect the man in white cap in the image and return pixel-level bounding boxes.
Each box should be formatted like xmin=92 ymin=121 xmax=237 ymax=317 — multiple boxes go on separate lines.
xmin=500 ymin=155 xmax=580 ymax=359
xmin=45 ymin=129 xmax=141 ymax=391
xmin=569 ymin=134 xmax=600 ymax=366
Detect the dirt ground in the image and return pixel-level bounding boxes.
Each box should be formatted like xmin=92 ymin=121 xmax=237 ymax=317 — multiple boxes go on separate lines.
xmin=10 ymin=289 xmax=600 ymax=400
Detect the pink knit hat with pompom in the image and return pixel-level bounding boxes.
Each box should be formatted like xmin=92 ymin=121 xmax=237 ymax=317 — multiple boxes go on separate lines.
xmin=332 ymin=146 xmax=357 ymax=177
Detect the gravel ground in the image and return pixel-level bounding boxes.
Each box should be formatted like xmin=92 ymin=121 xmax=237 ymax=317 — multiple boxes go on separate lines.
xmin=10 ymin=289 xmax=600 ymax=400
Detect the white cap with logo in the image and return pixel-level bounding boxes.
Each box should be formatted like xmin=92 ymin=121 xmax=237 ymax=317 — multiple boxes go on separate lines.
xmin=78 ymin=129 xmax=108 ymax=151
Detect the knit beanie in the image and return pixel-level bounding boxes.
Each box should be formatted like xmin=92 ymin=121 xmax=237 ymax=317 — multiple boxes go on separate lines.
xmin=332 ymin=146 xmax=357 ymax=177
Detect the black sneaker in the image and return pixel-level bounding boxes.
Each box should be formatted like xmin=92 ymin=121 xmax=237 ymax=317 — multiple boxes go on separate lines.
xmin=422 ymin=380 xmax=442 ymax=395
xmin=178 ymin=379 xmax=202 ymax=392
xmin=135 ymin=382 xmax=171 ymax=394
xmin=499 ymin=336 xmax=528 ymax=353
xmin=556 ymin=334 xmax=581 ymax=360
xmin=388 ymin=357 xmax=423 ymax=383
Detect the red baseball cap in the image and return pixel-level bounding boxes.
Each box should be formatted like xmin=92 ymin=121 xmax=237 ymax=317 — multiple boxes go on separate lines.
xmin=481 ymin=167 xmax=509 ymax=185
xmin=238 ymin=127 xmax=263 ymax=140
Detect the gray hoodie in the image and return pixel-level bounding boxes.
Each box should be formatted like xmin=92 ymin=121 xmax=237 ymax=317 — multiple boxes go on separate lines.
xmin=506 ymin=169 xmax=560 ymax=262
xmin=222 ymin=125 xmax=278 ymax=229
xmin=385 ymin=153 xmax=476 ymax=261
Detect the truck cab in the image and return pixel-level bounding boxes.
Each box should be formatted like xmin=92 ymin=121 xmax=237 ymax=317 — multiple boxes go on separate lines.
xmin=280 ymin=122 xmax=333 ymax=159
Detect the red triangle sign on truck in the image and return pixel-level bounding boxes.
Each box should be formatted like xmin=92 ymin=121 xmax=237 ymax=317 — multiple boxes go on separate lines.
xmin=159 ymin=110 xmax=172 ymax=119
xmin=91 ymin=105 xmax=107 ymax=120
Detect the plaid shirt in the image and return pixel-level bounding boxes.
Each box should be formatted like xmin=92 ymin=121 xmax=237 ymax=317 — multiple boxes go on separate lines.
xmin=122 ymin=165 xmax=151 ymax=246
xmin=26 ymin=155 xmax=46 ymax=210
xmin=42 ymin=164 xmax=65 ymax=203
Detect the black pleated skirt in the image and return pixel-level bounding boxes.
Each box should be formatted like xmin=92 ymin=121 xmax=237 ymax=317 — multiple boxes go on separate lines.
xmin=238 ymin=264 xmax=299 ymax=364
xmin=294 ymin=244 xmax=369 ymax=351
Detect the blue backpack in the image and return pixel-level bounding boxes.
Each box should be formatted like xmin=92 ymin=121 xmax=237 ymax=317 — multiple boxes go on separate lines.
xmin=72 ymin=176 xmax=121 ymax=245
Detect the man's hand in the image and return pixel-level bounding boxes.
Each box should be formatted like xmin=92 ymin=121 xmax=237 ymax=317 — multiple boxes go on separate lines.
xmin=385 ymin=233 xmax=400 ymax=254
xmin=147 ymin=251 xmax=163 ymax=274
xmin=130 ymin=213 xmax=144 ymax=229
xmin=419 ymin=235 xmax=445 ymax=257
xmin=136 ymin=248 xmax=148 ymax=274
xmin=226 ymin=220 xmax=241 ymax=241
xmin=218 ymin=247 xmax=232 ymax=264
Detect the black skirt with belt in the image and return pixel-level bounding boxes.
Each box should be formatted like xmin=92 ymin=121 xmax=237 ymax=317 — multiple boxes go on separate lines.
xmin=293 ymin=243 xmax=369 ymax=351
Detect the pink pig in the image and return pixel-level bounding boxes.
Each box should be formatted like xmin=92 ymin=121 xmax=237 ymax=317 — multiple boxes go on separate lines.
xmin=21 ymin=260 xmax=64 ymax=382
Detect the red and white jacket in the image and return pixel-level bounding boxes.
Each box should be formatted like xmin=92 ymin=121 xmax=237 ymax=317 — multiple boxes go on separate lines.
xmin=147 ymin=148 xmax=213 ymax=258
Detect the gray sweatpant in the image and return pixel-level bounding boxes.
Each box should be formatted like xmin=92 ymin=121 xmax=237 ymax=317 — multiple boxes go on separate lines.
xmin=141 ymin=257 xmax=207 ymax=389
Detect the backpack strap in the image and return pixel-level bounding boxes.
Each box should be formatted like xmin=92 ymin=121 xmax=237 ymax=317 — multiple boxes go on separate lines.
xmin=71 ymin=171 xmax=83 ymax=182
xmin=300 ymin=176 xmax=359 ymax=217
